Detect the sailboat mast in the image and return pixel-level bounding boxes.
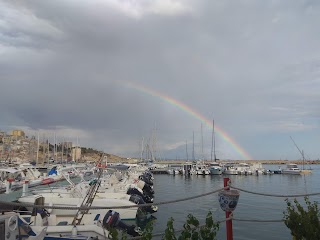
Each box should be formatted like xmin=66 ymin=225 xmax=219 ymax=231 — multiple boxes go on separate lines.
xmin=186 ymin=140 xmax=188 ymax=161
xmin=290 ymin=136 xmax=305 ymax=169
xmin=213 ymin=119 xmax=216 ymax=161
xmin=211 ymin=119 xmax=214 ymax=161
xmin=36 ymin=131 xmax=39 ymax=165
xmin=140 ymin=137 xmax=144 ymax=162
xmin=192 ymin=131 xmax=195 ymax=161
xmin=201 ymin=123 xmax=204 ymax=160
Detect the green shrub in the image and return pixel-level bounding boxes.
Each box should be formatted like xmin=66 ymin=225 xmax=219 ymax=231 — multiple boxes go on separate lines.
xmin=107 ymin=211 xmax=219 ymax=240
xmin=283 ymin=197 xmax=320 ymax=240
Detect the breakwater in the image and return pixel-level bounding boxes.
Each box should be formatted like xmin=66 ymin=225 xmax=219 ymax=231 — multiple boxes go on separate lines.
xmin=155 ymin=159 xmax=320 ymax=165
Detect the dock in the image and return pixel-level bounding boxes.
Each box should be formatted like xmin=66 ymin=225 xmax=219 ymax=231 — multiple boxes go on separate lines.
xmin=150 ymin=169 xmax=169 ymax=174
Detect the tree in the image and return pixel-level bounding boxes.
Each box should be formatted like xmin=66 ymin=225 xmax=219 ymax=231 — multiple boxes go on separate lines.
xmin=283 ymin=197 xmax=320 ymax=240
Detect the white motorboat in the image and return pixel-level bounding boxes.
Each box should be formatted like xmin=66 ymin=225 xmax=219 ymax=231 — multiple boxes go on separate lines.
xmin=209 ymin=162 xmax=222 ymax=175
xmin=18 ymin=190 xmax=139 ymax=221
xmin=236 ymin=163 xmax=253 ymax=175
xmin=223 ymin=164 xmax=238 ymax=175
xmin=281 ymin=164 xmax=302 ymax=175
xmin=167 ymin=169 xmax=174 ymax=175
xmin=252 ymin=163 xmax=267 ymax=175
xmin=193 ymin=164 xmax=210 ymax=175
xmin=18 ymin=209 xmax=141 ymax=239
xmin=22 ymin=168 xmax=157 ymax=221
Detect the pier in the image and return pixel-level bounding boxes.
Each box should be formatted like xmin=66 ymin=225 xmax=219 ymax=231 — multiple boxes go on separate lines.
xmin=150 ymin=169 xmax=169 ymax=174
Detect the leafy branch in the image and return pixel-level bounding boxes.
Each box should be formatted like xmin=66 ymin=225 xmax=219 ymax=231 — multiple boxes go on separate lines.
xmin=107 ymin=211 xmax=219 ymax=240
xmin=283 ymin=197 xmax=320 ymax=240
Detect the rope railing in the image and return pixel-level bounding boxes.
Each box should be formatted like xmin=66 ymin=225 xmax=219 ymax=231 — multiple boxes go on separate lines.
xmin=2 ymin=183 xmax=319 ymax=211
xmin=229 ymin=184 xmax=320 ymax=198
xmin=232 ymin=217 xmax=284 ymax=223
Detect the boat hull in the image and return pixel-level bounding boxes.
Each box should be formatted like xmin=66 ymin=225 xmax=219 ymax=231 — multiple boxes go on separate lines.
xmin=282 ymin=170 xmax=301 ymax=175
xmin=210 ymin=168 xmax=222 ymax=175
xmin=18 ymin=195 xmax=138 ymax=220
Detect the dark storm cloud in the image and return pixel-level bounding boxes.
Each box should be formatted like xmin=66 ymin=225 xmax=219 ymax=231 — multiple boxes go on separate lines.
xmin=1 ymin=0 xmax=320 ymax=159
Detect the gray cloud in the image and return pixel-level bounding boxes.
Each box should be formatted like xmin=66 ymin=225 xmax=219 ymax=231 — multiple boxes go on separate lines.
xmin=1 ymin=0 xmax=320 ymax=160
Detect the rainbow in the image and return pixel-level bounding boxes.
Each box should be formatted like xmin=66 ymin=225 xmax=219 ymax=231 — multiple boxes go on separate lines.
xmin=124 ymin=82 xmax=252 ymax=160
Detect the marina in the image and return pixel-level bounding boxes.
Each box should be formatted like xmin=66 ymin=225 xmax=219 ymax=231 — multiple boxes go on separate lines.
xmin=0 ymin=160 xmax=318 ymax=239
xmin=2 ymin=1 xmax=319 ymax=239
xmin=0 ymin=159 xmax=157 ymax=239
xmin=150 ymin=161 xmax=312 ymax=176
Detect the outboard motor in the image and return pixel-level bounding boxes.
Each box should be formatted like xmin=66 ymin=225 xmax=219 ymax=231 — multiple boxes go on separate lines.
xmin=142 ymin=183 xmax=154 ymax=197
xmin=139 ymin=175 xmax=153 ymax=186
xmin=142 ymin=193 xmax=153 ymax=203
xmin=129 ymin=194 xmax=145 ymax=205
xmin=143 ymin=171 xmax=154 ymax=181
xmin=144 ymin=171 xmax=154 ymax=182
xmin=127 ymin=187 xmax=153 ymax=203
xmin=129 ymin=195 xmax=158 ymax=214
xmin=102 ymin=210 xmax=141 ymax=237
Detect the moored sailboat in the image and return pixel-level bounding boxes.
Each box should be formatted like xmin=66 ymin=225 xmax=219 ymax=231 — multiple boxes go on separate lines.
xmin=209 ymin=119 xmax=222 ymax=175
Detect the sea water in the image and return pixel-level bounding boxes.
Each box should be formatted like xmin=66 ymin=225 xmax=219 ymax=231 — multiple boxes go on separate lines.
xmin=150 ymin=164 xmax=320 ymax=240
xmin=1 ymin=165 xmax=319 ymax=239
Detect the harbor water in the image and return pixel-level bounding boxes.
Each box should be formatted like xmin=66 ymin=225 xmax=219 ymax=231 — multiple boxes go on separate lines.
xmin=150 ymin=164 xmax=320 ymax=240
xmin=1 ymin=164 xmax=319 ymax=239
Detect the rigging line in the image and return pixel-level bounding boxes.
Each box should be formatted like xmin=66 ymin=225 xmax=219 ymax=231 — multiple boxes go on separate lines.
xmin=230 ymin=185 xmax=320 ymax=198
xmin=237 ymin=202 xmax=285 ymax=211
xmin=0 ymin=187 xmax=226 ymax=210
xmin=233 ymin=218 xmax=284 ymax=223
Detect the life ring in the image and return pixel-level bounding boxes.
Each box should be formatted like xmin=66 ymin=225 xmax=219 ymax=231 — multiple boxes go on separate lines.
xmin=8 ymin=215 xmax=18 ymax=231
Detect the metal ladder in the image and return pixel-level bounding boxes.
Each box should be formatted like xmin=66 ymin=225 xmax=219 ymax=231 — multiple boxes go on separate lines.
xmin=72 ymin=154 xmax=105 ymax=225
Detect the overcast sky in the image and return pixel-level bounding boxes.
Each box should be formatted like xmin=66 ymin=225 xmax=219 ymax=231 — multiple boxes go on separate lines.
xmin=1 ymin=0 xmax=320 ymax=160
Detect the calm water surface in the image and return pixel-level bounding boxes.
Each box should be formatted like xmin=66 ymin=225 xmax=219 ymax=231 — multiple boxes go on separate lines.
xmin=151 ymin=164 xmax=320 ymax=240
xmin=1 ymin=165 xmax=319 ymax=239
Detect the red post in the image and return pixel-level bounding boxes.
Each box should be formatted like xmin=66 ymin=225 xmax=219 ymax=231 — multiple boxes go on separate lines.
xmin=224 ymin=178 xmax=233 ymax=240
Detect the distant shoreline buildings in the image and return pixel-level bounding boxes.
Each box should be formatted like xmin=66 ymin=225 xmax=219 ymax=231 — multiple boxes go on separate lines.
xmin=0 ymin=129 xmax=81 ymax=164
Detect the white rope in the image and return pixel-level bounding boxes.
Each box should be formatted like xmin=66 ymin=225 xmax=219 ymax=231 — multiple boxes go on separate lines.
xmin=233 ymin=218 xmax=284 ymax=223
xmin=0 ymin=187 xmax=226 ymax=210
xmin=230 ymin=184 xmax=320 ymax=198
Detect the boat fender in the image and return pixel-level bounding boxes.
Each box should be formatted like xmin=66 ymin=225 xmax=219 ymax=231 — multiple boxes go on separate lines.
xmin=47 ymin=203 xmax=53 ymax=214
xmin=102 ymin=210 xmax=141 ymax=237
xmin=71 ymin=225 xmax=78 ymax=236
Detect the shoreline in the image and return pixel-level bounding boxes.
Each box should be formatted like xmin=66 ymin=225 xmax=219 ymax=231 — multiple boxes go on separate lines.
xmin=155 ymin=159 xmax=320 ymax=165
